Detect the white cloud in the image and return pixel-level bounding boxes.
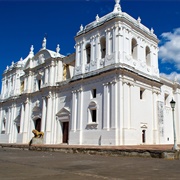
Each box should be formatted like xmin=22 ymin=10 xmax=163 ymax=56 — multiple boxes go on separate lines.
xmin=159 ymin=28 xmax=180 ymax=70
xmin=160 ymin=71 xmax=180 ymax=82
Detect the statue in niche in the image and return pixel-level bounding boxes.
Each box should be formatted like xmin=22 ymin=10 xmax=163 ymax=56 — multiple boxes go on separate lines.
xmin=38 ymin=54 xmax=45 ymax=64
xmin=63 ymin=64 xmax=67 ymax=80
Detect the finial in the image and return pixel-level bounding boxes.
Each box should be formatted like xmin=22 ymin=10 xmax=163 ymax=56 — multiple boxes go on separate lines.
xmin=80 ymin=24 xmax=83 ymax=31
xmin=113 ymin=0 xmax=121 ymax=12
xmin=30 ymin=45 xmax=34 ymax=54
xmin=42 ymin=37 xmax=46 ymax=49
xmin=137 ymin=17 xmax=141 ymax=24
xmin=56 ymin=44 xmax=60 ymax=54
xmin=96 ymin=14 xmax=99 ymax=22
xmin=6 ymin=66 xmax=9 ymax=70
xmin=150 ymin=28 xmax=154 ymax=34
xmin=20 ymin=57 xmax=23 ymax=61
xmin=11 ymin=61 xmax=14 ymax=65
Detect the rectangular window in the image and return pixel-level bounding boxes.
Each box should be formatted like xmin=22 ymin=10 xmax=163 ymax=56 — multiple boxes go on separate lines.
xmin=17 ymin=125 xmax=20 ymax=134
xmin=92 ymin=89 xmax=96 ymax=98
xmin=1 ymin=119 xmax=6 ymax=134
xmin=91 ymin=109 xmax=96 ymax=123
xmin=164 ymin=94 xmax=169 ymax=105
xmin=38 ymin=80 xmax=41 ymax=90
xmin=140 ymin=89 xmax=145 ymax=100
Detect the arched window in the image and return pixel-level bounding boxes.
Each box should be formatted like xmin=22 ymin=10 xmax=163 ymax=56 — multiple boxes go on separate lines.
xmin=145 ymin=46 xmax=151 ymax=66
xmin=86 ymin=43 xmax=91 ymax=64
xmin=131 ymin=38 xmax=137 ymax=60
xmin=20 ymin=81 xmax=24 ymax=93
xmin=88 ymin=101 xmax=98 ymax=123
xmin=100 ymin=37 xmax=106 ymax=59
xmin=36 ymin=73 xmax=42 ymax=91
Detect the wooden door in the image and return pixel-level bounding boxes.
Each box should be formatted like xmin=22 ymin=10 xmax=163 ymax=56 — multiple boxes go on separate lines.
xmin=35 ymin=118 xmax=41 ymax=132
xmin=63 ymin=122 xmax=69 ymax=143
xmin=142 ymin=130 xmax=146 ymax=143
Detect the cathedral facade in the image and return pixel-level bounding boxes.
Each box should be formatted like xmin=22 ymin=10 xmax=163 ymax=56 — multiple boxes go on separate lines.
xmin=0 ymin=1 xmax=179 ymax=146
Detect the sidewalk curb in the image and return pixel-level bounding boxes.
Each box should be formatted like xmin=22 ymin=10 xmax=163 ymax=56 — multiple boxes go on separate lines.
xmin=1 ymin=143 xmax=179 ymax=160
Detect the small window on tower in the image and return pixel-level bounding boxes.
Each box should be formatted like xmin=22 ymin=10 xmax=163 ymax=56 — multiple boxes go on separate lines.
xmin=92 ymin=89 xmax=96 ymax=98
xmin=164 ymin=93 xmax=169 ymax=105
xmin=38 ymin=80 xmax=41 ymax=90
xmin=140 ymin=88 xmax=145 ymax=100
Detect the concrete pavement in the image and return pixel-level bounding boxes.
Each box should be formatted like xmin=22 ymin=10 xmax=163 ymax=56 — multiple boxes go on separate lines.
xmin=1 ymin=148 xmax=180 ymax=180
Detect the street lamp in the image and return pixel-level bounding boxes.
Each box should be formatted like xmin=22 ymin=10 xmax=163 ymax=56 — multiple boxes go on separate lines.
xmin=170 ymin=99 xmax=179 ymax=151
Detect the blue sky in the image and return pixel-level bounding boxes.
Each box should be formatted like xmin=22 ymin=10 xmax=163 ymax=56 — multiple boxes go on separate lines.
xmin=0 ymin=0 xmax=180 ymax=85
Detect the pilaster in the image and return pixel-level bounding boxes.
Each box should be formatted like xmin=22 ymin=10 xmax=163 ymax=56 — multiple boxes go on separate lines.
xmin=71 ymin=90 xmax=78 ymax=132
xmin=103 ymin=82 xmax=110 ymax=130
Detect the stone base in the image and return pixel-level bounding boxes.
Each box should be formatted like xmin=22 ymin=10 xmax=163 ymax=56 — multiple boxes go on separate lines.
xmin=30 ymin=137 xmax=43 ymax=145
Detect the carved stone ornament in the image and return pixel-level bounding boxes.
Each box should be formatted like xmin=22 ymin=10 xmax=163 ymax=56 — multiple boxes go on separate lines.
xmin=38 ymin=54 xmax=45 ymax=64
xmin=91 ymin=60 xmax=96 ymax=66
xmin=100 ymin=59 xmax=104 ymax=66
xmin=125 ymin=55 xmax=132 ymax=61
xmin=85 ymin=64 xmax=89 ymax=71
xmin=105 ymin=54 xmax=114 ymax=62
xmin=76 ymin=66 xmax=81 ymax=72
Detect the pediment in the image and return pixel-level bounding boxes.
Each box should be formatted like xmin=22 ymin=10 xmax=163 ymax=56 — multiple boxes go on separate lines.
xmin=56 ymin=107 xmax=70 ymax=117
xmin=24 ymin=49 xmax=57 ymax=69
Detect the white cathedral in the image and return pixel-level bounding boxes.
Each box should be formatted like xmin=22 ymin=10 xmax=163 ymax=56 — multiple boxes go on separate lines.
xmin=0 ymin=0 xmax=179 ymax=146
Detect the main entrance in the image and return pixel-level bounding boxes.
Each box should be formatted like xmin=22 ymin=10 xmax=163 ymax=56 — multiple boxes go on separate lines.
xmin=62 ymin=122 xmax=69 ymax=143
xmin=35 ymin=118 xmax=41 ymax=132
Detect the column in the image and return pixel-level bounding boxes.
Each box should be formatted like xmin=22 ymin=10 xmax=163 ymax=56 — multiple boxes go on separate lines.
xmin=41 ymin=96 xmax=47 ymax=132
xmin=118 ymin=77 xmax=124 ymax=145
xmin=7 ymin=107 xmax=12 ymax=134
xmin=57 ymin=61 xmax=63 ymax=82
xmin=45 ymin=92 xmax=52 ymax=143
xmin=11 ymin=104 xmax=17 ymax=143
xmin=75 ymin=43 xmax=80 ymax=67
xmin=79 ymin=89 xmax=83 ymax=144
xmin=105 ymin=29 xmax=110 ymax=55
xmin=50 ymin=94 xmax=56 ymax=143
xmin=90 ymin=37 xmax=94 ymax=62
xmin=23 ymin=98 xmax=29 ymax=133
xmin=27 ymin=71 xmax=33 ymax=92
xmin=80 ymin=41 xmax=84 ymax=71
xmin=152 ymin=91 xmax=158 ymax=144
xmin=76 ymin=89 xmax=82 ymax=130
xmin=50 ymin=61 xmax=55 ymax=85
xmin=110 ymin=80 xmax=117 ymax=129
xmin=95 ymin=34 xmax=100 ymax=67
xmin=45 ymin=67 xmax=49 ymax=84
xmin=9 ymin=105 xmax=14 ymax=143
xmin=20 ymin=103 xmax=24 ymax=133
xmin=103 ymin=83 xmax=110 ymax=130
xmin=71 ymin=91 xmax=77 ymax=131
xmin=113 ymin=25 xmax=118 ymax=63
